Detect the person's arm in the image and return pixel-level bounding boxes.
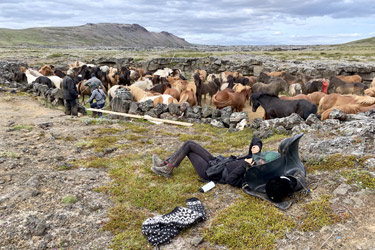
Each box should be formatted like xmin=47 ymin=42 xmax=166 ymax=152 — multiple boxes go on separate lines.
xmin=84 ymin=79 xmax=91 ymax=86
xmin=86 ymin=90 xmax=96 ymax=103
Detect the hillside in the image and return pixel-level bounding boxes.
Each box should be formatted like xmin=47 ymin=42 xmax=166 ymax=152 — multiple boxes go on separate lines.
xmin=345 ymin=36 xmax=375 ymax=45
xmin=0 ymin=23 xmax=191 ymax=48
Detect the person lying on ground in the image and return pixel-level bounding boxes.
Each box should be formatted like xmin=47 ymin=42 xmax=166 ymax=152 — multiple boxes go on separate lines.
xmin=151 ymin=137 xmax=280 ymax=188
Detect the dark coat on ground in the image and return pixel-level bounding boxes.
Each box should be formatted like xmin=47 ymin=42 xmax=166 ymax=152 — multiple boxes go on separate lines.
xmin=62 ymin=75 xmax=79 ymax=100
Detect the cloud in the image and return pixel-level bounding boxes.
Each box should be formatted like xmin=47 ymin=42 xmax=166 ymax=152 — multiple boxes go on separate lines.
xmin=0 ymin=0 xmax=374 ymax=45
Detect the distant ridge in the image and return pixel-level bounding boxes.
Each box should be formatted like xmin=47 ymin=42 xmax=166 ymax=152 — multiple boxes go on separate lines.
xmin=0 ymin=23 xmax=191 ymax=47
xmin=345 ymin=37 xmax=375 ymax=45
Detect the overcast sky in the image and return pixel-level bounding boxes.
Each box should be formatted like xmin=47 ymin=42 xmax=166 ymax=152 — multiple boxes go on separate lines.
xmin=0 ymin=0 xmax=374 ymax=45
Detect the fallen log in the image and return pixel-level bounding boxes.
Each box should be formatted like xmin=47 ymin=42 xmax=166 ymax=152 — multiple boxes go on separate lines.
xmin=87 ymin=108 xmax=193 ymax=127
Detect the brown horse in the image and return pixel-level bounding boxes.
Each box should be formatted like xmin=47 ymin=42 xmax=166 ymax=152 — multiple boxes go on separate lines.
xmin=39 ymin=65 xmax=54 ymax=76
xmin=212 ymin=85 xmax=251 ymax=112
xmin=317 ymin=94 xmax=375 ymax=114
xmin=279 ymin=94 xmax=312 ymax=103
xmin=307 ymin=92 xmax=326 ymax=105
xmin=365 ymin=88 xmax=375 ymax=97
xmin=336 ymin=75 xmax=362 ymax=84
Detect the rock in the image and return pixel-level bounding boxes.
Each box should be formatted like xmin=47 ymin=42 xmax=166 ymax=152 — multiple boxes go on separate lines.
xmin=38 ymin=122 xmax=53 ymax=130
xmin=250 ymin=118 xmax=264 ymax=129
xmin=285 ymin=113 xmax=304 ymax=130
xmin=168 ymin=103 xmax=181 ymax=116
xmin=186 ymin=106 xmax=201 ymax=119
xmin=211 ymin=119 xmax=225 ymax=128
xmin=211 ymin=109 xmax=221 ymax=119
xmin=333 ymin=184 xmax=351 ymax=195
xmin=144 ymin=109 xmax=158 ymax=118
xmin=323 ymin=119 xmax=341 ymax=126
xmin=190 ymin=237 xmax=204 ymax=247
xmin=25 ymin=175 xmax=41 ymax=188
xmin=201 ymin=106 xmax=214 ymax=118
xmin=235 ymin=119 xmax=248 ymax=130
xmin=329 ymin=109 xmax=347 ymax=120
xmin=128 ymin=102 xmax=139 ymax=114
xmin=305 ymin=113 xmax=322 ymax=126
xmin=138 ymin=99 xmax=154 ymax=112
xmin=230 ymin=111 xmax=249 ymax=123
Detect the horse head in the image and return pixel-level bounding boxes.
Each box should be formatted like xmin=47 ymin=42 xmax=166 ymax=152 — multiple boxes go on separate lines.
xmin=250 ymin=93 xmax=260 ymax=112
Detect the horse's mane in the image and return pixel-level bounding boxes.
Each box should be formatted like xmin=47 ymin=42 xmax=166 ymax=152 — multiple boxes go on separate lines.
xmin=251 ymin=91 xmax=279 ymax=99
xmin=353 ymin=95 xmax=375 ymax=105
xmin=365 ymin=88 xmax=375 ymax=97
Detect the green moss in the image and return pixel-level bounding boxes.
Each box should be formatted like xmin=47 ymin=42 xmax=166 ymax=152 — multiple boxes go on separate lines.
xmin=61 ymin=195 xmax=78 ymax=204
xmin=299 ymin=195 xmax=342 ymax=231
xmin=342 ymin=170 xmax=375 ymax=189
xmin=204 ymin=196 xmax=295 ymax=249
xmin=11 ymin=124 xmax=34 ymax=131
xmin=305 ymin=154 xmax=371 ymax=172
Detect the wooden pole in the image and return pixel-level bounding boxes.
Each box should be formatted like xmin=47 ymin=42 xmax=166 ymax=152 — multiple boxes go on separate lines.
xmin=87 ymin=108 xmax=194 ymax=127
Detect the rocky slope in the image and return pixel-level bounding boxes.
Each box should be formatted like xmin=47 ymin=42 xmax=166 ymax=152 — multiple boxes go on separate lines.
xmin=0 ymin=23 xmax=191 ymax=48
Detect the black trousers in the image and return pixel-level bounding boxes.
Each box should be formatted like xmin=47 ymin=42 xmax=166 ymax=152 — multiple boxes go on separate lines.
xmin=64 ymin=99 xmax=78 ymax=116
xmin=167 ymin=140 xmax=215 ymax=179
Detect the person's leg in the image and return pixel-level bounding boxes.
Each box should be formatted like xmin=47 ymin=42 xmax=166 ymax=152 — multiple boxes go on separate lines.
xmin=97 ymin=103 xmax=105 ymax=117
xmin=64 ymin=99 xmax=71 ymax=115
xmin=90 ymin=102 xmax=98 ymax=117
xmin=71 ymin=99 xmax=78 ymax=116
xmin=167 ymin=140 xmax=214 ymax=168
xmin=152 ymin=140 xmax=214 ymax=178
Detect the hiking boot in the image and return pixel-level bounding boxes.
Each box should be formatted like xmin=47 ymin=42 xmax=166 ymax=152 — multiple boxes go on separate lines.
xmin=152 ymin=154 xmax=165 ymax=167
xmin=151 ymin=162 xmax=174 ymax=178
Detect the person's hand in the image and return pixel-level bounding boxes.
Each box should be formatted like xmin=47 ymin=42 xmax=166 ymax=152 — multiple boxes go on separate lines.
xmin=77 ymin=95 xmax=81 ymax=98
xmin=245 ymin=158 xmax=255 ymax=165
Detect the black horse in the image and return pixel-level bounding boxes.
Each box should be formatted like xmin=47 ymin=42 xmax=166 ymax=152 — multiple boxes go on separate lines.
xmin=250 ymin=92 xmax=317 ymax=120
xmin=35 ymin=76 xmax=53 ymax=88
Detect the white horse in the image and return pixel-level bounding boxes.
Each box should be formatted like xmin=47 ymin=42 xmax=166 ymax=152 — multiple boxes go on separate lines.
xmin=47 ymin=76 xmax=63 ymax=89
xmin=131 ymin=79 xmax=153 ymax=90
xmin=153 ymin=68 xmax=173 ymax=78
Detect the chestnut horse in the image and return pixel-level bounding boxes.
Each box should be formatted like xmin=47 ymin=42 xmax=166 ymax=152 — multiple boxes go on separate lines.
xmin=250 ymin=92 xmax=317 ymax=120
xmin=212 ymin=85 xmax=251 ymax=112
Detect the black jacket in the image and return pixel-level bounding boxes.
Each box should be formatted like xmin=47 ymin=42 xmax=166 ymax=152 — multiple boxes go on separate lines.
xmin=62 ymin=75 xmax=78 ymax=100
xmin=206 ymin=157 xmax=250 ymax=188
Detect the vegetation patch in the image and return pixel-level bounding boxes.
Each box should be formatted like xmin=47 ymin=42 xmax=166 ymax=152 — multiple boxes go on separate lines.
xmin=61 ymin=195 xmax=78 ymax=205
xmin=11 ymin=124 xmax=34 ymax=131
xmin=305 ymin=154 xmax=371 ymax=172
xmin=342 ymin=170 xmax=375 ymax=189
xmin=204 ymin=195 xmax=296 ymax=249
xmin=98 ymin=152 xmax=204 ymax=249
xmin=298 ymin=195 xmax=342 ymax=231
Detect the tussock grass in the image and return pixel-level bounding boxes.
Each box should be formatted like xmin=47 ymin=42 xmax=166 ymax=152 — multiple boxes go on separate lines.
xmin=299 ymin=195 xmax=343 ymax=231
xmin=342 ymin=170 xmax=375 ymax=189
xmin=11 ymin=124 xmax=34 ymax=131
xmin=204 ymin=196 xmax=296 ymax=249
xmin=305 ymin=154 xmax=371 ymax=172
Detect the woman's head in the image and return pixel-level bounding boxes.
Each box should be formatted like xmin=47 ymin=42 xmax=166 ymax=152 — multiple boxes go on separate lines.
xmin=249 ymin=136 xmax=263 ymax=155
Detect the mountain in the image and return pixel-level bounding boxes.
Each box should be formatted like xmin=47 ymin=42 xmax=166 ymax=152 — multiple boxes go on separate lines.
xmin=0 ymin=23 xmax=191 ymax=47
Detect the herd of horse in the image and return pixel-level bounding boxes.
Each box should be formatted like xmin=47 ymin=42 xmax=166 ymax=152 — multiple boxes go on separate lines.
xmin=14 ymin=61 xmax=375 ymax=121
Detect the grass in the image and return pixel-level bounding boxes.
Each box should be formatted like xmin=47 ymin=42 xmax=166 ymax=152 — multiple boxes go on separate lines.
xmin=204 ymin=195 xmax=296 ymax=249
xmin=342 ymin=170 xmax=375 ymax=189
xmin=305 ymin=154 xmax=371 ymax=172
xmin=298 ymin=195 xmax=344 ymax=231
xmin=11 ymin=124 xmax=34 ymax=131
